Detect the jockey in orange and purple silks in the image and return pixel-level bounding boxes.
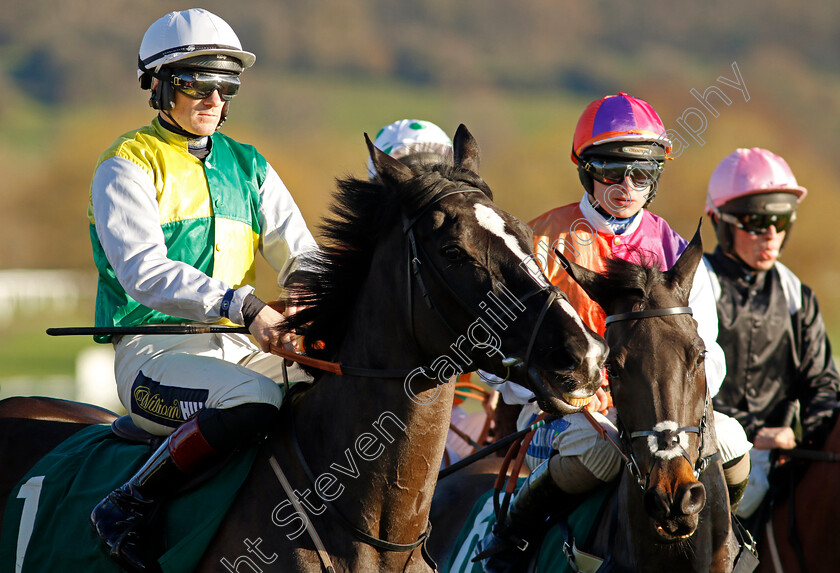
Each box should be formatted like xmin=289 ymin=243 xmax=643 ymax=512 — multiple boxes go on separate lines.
xmin=530 ymin=197 xmax=688 ymax=335
xmin=476 ymin=93 xmax=752 ymax=573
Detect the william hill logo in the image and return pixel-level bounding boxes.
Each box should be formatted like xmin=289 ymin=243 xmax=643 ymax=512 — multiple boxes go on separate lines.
xmin=130 ymin=372 xmax=209 ymax=428
xmin=133 ymin=386 xmax=184 ymax=422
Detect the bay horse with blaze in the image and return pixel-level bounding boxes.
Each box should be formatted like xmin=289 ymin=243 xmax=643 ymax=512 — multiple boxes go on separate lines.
xmin=434 ymin=228 xmax=746 ymax=572
xmin=0 ymin=125 xmax=608 ymax=572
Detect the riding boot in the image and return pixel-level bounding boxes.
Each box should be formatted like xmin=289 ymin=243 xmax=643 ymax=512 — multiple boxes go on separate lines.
xmin=90 ymin=416 xmax=216 ymax=572
xmin=474 ymin=458 xmax=586 ymax=573
xmin=727 ymin=477 xmax=749 ymax=515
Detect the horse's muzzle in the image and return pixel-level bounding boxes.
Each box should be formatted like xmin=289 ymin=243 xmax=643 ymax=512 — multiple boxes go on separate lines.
xmin=527 ymin=366 xmax=601 ymax=415
xmin=643 ymin=458 xmax=706 ymax=541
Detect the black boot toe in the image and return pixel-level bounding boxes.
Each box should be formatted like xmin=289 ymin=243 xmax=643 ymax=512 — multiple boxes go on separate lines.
xmin=473 ymin=527 xmax=533 ymax=573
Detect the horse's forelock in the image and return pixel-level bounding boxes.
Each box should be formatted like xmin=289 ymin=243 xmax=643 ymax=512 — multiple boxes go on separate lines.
xmin=402 ymin=166 xmax=492 ymax=214
xmin=601 ymin=252 xmax=664 ymax=298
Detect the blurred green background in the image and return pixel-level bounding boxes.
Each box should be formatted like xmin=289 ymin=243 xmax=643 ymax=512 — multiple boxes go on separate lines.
xmin=2 ymin=0 xmax=839 ymax=408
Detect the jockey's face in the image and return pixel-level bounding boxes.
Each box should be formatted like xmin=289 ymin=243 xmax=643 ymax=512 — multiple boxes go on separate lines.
xmin=167 ymin=87 xmax=226 ymax=137
xmin=591 ymin=178 xmax=651 ymax=219
xmin=731 ymin=223 xmax=785 ymax=271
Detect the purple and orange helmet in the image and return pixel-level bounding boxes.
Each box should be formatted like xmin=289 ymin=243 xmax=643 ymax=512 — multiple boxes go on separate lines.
xmin=571 ymin=92 xmax=671 ymax=163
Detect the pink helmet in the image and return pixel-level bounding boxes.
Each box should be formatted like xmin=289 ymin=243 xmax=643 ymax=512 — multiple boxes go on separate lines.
xmin=705 ymin=148 xmax=807 ymax=215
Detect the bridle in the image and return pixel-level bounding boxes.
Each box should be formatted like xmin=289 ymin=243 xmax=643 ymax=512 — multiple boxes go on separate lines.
xmin=603 ymin=306 xmax=719 ymax=491
xmin=277 ymin=187 xmax=563 ymax=381
xmin=400 ymin=187 xmax=566 ymax=377
xmin=280 ymin=185 xmax=573 ymax=564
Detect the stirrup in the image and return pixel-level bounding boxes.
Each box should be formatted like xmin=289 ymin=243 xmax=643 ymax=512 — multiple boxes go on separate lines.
xmin=472 ymin=526 xmax=529 ymax=562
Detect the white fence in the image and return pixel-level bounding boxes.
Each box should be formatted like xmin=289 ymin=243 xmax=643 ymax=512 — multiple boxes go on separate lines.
xmin=0 ymin=269 xmax=123 ymax=411
xmin=0 ymin=269 xmax=96 ymax=326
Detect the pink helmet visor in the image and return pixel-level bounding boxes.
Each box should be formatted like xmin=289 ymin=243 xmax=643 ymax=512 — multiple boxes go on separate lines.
xmin=706 ymin=148 xmax=807 ymax=214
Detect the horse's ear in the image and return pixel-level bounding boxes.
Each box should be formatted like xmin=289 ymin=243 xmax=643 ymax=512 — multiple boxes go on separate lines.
xmin=365 ymin=133 xmax=416 ymax=184
xmin=453 ymin=124 xmax=480 ymax=174
xmin=666 ymin=219 xmax=704 ymax=295
xmin=554 ymin=248 xmax=613 ymax=309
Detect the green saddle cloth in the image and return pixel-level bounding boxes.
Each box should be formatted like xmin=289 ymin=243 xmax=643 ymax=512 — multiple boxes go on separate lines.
xmin=445 ymin=478 xmax=612 ymax=573
xmin=0 ymin=424 xmax=258 ymax=573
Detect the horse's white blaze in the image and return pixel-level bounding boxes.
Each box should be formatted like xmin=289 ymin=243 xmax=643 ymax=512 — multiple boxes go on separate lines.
xmin=646 ymin=420 xmax=691 ymax=460
xmin=473 ymin=204 xmax=549 ymax=288
xmin=558 ymin=298 xmax=603 ymax=360
xmin=472 ymin=204 xmax=604 ymax=363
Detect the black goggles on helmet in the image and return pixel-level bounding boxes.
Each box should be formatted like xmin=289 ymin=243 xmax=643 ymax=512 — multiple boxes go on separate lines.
xmin=170 ymin=71 xmax=241 ymax=101
xmin=718 ymin=211 xmax=795 ymax=235
xmin=581 ymin=158 xmax=665 ymax=188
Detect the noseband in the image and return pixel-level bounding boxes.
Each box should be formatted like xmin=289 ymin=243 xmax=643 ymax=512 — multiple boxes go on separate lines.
xmin=604 ymin=306 xmax=719 ymax=490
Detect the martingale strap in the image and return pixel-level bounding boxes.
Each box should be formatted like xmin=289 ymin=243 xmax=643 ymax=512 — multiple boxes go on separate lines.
xmin=267 ymin=455 xmax=336 ymax=573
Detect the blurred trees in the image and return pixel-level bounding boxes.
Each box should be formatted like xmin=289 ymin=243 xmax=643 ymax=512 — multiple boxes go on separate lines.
xmin=1 ymin=0 xmax=839 ymax=328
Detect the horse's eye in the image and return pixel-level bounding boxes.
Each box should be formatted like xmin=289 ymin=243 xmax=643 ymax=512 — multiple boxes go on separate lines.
xmin=441 ymin=245 xmax=465 ymax=261
xmin=696 ymin=350 xmax=706 ymax=367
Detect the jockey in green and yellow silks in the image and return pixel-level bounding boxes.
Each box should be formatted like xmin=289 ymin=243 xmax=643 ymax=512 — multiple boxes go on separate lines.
xmin=87 ymin=9 xmax=317 ymax=571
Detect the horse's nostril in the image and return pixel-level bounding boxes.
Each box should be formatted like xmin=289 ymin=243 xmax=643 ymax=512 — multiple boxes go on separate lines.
xmin=644 ymin=481 xmax=706 ymax=520
xmin=678 ymin=482 xmax=706 ymax=515
xmin=643 ymin=488 xmax=671 ymax=520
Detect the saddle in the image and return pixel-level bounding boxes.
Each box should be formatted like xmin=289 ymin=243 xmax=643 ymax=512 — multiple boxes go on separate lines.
xmin=0 ymin=396 xmax=118 ymax=424
xmin=110 ymin=415 xmax=162 ymax=446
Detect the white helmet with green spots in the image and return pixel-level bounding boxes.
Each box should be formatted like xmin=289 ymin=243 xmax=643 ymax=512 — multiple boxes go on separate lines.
xmin=367 ymin=119 xmax=453 ymax=179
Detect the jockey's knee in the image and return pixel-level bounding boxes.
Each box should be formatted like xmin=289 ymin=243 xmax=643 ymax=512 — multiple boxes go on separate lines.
xmin=713 ymin=411 xmax=752 ymax=463
xmin=197 ymin=402 xmax=278 ymax=452
xmin=130 ymin=375 xmax=283 ymax=438
xmin=548 ymin=454 xmax=611 ymax=494
xmin=219 ymin=374 xmax=284 ymax=409
xmin=577 ymin=432 xmax=622 ymax=483
xmin=722 ymin=453 xmax=750 ymax=485
xmin=550 ymin=413 xmax=622 ymax=483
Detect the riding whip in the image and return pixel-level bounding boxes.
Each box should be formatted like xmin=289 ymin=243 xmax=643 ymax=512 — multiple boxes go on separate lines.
xmin=46 ymin=325 xmax=251 ymax=336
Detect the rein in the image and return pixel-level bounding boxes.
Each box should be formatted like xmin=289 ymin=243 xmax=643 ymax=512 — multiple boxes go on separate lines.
xmin=596 ymin=305 xmax=720 ymax=490
xmin=778 ymin=448 xmax=840 ymax=463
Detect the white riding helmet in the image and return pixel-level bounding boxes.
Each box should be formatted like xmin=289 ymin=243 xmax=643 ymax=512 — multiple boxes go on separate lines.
xmin=367 ymin=119 xmax=453 ymax=179
xmin=138 ymin=8 xmax=255 ymax=79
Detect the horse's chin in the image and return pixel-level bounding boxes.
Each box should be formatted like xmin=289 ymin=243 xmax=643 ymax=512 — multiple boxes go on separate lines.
xmin=651 ymin=516 xmax=699 ymax=542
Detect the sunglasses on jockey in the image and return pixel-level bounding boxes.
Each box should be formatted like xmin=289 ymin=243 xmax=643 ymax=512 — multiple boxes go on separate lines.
xmin=581 ymin=157 xmax=665 ymax=189
xmin=170 ymin=71 xmax=241 ymax=101
xmin=718 ymin=211 xmax=796 ymax=235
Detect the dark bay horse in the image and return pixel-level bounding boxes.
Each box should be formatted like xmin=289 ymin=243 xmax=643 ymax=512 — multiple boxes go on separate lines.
xmin=757 ymin=409 xmax=840 ymax=573
xmin=433 ymin=229 xmax=741 ymax=572
xmin=0 ymin=125 xmax=609 ymax=572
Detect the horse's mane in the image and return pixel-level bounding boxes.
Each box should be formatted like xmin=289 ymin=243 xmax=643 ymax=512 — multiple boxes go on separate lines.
xmin=280 ymin=162 xmax=492 ymax=363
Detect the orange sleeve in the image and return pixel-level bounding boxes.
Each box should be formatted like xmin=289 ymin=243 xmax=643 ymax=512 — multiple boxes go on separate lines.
xmin=529 ymin=205 xmax=608 ymax=336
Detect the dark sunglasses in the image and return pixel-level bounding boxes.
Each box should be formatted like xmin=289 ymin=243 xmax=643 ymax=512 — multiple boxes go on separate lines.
xmin=719 ymin=211 xmax=795 ymax=235
xmin=582 ymin=158 xmax=664 ymax=188
xmin=170 ymin=71 xmax=241 ymax=101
